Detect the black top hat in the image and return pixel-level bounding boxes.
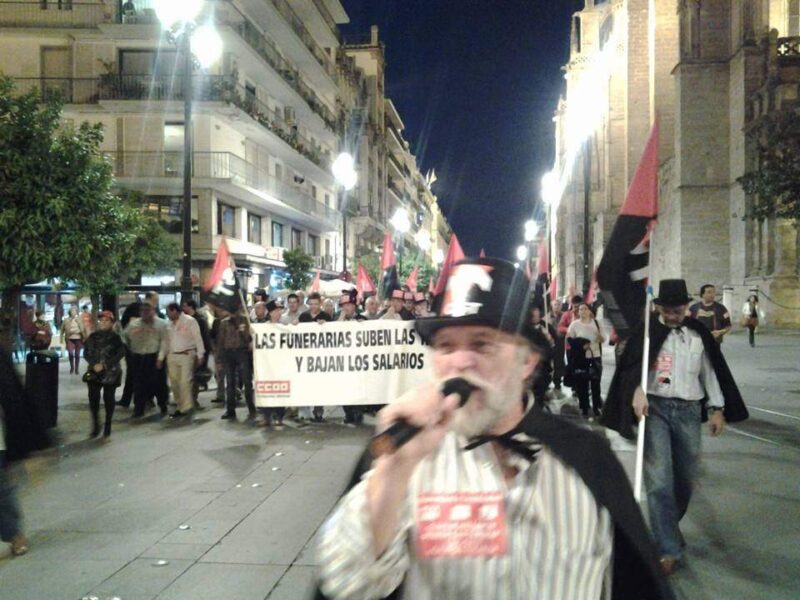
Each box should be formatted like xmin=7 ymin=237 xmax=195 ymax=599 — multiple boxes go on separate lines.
xmin=653 ymin=279 xmax=693 ymax=306
xmin=415 ymin=258 xmax=533 ymax=343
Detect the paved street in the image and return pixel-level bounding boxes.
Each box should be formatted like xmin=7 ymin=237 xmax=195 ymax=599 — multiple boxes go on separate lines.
xmin=0 ymin=330 xmax=798 ymax=599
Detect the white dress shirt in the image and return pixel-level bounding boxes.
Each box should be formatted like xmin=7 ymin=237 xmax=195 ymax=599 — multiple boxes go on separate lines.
xmin=646 ymin=322 xmax=724 ymax=407
xmin=167 ymin=313 xmax=205 ymax=361
xmin=318 ymin=432 xmax=612 ymax=600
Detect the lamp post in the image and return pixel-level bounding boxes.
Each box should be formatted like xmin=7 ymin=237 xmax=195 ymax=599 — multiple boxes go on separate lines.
xmin=155 ymin=0 xmax=221 ymax=302
xmin=390 ymin=207 xmax=411 ymax=275
xmin=331 ymin=152 xmax=357 ymax=275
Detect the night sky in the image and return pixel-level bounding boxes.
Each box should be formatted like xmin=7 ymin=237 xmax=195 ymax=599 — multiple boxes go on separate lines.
xmin=340 ymin=0 xmax=581 ymax=259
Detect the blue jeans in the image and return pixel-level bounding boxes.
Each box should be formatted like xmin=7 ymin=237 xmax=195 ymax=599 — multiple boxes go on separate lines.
xmin=0 ymin=451 xmax=23 ymax=542
xmin=644 ymin=396 xmax=702 ymax=559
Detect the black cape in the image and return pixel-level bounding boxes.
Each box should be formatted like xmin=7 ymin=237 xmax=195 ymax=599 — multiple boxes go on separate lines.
xmin=312 ymin=409 xmax=675 ymax=600
xmin=601 ymin=316 xmax=748 ymax=440
xmin=0 ymin=351 xmax=51 ymax=462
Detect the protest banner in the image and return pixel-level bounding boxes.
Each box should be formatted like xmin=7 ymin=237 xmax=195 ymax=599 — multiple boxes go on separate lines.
xmin=252 ymin=320 xmax=432 ymax=407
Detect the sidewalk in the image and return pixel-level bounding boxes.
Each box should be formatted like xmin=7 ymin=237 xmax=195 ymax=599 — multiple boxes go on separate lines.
xmin=0 ymin=331 xmax=797 ymax=599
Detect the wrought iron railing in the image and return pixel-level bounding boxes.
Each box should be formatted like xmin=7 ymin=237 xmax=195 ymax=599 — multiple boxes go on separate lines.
xmin=268 ymin=0 xmax=336 ymax=78
xmin=106 ymin=151 xmax=340 ymax=226
xmin=0 ymin=1 xmax=108 ymax=27
xmin=230 ymin=16 xmax=337 ymax=130
xmin=12 ymin=75 xmax=333 ymax=169
xmin=777 ymin=36 xmax=800 ymax=57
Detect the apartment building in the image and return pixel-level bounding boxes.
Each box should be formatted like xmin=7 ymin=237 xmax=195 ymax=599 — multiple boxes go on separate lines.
xmin=551 ymin=0 xmax=799 ymax=326
xmin=0 ymin=0 xmax=350 ymax=293
xmin=342 ymin=26 xmax=449 ymax=272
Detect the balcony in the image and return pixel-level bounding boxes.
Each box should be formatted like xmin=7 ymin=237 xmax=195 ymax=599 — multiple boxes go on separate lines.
xmin=107 ymin=151 xmax=340 ymax=228
xmin=12 ymin=74 xmax=333 ymax=170
xmin=748 ymin=34 xmax=800 ymax=124
xmin=267 ymin=0 xmax=336 ymax=79
xmin=227 ymin=14 xmax=338 ymax=131
xmin=0 ymin=1 xmax=109 ymax=28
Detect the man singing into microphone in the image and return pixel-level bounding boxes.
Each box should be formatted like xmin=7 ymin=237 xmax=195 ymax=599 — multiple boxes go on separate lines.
xmin=315 ymin=257 xmax=674 ymax=600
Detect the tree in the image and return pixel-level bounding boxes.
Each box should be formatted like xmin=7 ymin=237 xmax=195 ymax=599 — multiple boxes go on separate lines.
xmin=283 ymin=247 xmax=313 ymax=290
xmin=737 ymin=110 xmax=800 ymax=224
xmin=0 ymin=75 xmax=177 ymax=345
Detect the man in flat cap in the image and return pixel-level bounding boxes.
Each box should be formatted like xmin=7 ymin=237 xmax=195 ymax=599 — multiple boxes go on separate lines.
xmin=315 ymin=258 xmax=674 ymax=600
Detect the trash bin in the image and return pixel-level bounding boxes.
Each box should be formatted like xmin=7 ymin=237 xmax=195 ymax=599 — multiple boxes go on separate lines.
xmin=25 ymin=351 xmax=59 ymax=428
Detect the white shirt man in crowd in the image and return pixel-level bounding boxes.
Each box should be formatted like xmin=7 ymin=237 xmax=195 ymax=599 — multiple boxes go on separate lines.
xmin=362 ymin=295 xmax=381 ymax=320
xmin=165 ymin=302 xmax=205 ymax=419
xmin=280 ymin=293 xmax=303 ymax=325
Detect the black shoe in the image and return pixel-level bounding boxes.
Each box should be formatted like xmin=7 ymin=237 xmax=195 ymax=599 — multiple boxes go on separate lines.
xmin=116 ymin=401 xmax=130 ymax=408
xmin=211 ymin=397 xmax=224 ymax=404
xmin=103 ymin=424 xmax=111 ymax=437
xmin=132 ymin=411 xmax=144 ymax=418
xmin=169 ymin=411 xmax=186 ymax=419
xmin=221 ymin=412 xmax=236 ymax=420
xmin=90 ymin=426 xmax=101 ymax=438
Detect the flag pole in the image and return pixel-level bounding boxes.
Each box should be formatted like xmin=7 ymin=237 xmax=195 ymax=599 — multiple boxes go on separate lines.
xmin=634 ymin=226 xmax=655 ymax=503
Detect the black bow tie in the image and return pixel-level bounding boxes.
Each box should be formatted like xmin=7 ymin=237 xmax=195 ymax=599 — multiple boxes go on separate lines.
xmin=463 ymin=429 xmax=541 ymax=463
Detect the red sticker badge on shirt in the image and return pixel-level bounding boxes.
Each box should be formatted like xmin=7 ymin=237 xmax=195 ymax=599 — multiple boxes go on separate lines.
xmin=415 ymin=492 xmax=507 ymax=558
xmin=656 ymin=352 xmax=673 ymax=386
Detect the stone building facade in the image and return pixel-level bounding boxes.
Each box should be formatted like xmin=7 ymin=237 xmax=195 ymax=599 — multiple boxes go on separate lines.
xmin=551 ymin=0 xmax=800 ymax=327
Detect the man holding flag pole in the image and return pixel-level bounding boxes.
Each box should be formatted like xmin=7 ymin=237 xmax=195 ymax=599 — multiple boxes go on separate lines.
xmin=600 ymin=122 xmax=748 ymax=575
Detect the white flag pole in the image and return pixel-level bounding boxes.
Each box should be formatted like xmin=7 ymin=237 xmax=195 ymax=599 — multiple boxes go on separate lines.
xmin=633 ymin=228 xmax=655 ymax=503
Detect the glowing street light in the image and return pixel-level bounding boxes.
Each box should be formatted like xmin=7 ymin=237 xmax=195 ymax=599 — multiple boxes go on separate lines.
xmin=524 ymin=220 xmax=539 ymax=242
xmin=154 ymin=0 xmax=221 ymax=301
xmin=332 ymin=152 xmax=357 ymax=191
xmin=516 ymin=245 xmax=529 ymax=262
xmin=414 ymin=230 xmax=431 ymax=252
xmin=390 ymin=207 xmax=411 ymax=234
xmin=433 ymin=248 xmax=444 ymax=265
xmin=332 ymin=152 xmax=358 ymax=274
xmin=541 ymin=171 xmax=560 ymax=207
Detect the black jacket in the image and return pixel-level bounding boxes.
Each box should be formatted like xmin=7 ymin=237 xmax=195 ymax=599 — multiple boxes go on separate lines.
xmin=601 ymin=316 xmax=748 ymax=440
xmin=84 ymin=330 xmax=126 ymax=386
xmin=313 ymin=409 xmax=675 ymax=600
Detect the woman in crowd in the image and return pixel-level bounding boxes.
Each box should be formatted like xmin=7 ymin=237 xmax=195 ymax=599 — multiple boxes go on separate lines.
xmin=741 ymin=294 xmax=764 ymax=348
xmin=566 ymin=303 xmax=605 ymax=418
xmin=60 ymin=306 xmax=85 ymax=375
xmin=528 ymin=305 xmax=554 ymax=408
xmin=83 ymin=311 xmax=125 ymax=438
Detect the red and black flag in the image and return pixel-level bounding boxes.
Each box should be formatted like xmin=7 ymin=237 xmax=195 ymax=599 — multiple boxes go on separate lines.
xmin=202 ymin=239 xmax=242 ymax=313
xmin=379 ymin=230 xmax=399 ymax=299
xmin=355 ymin=263 xmax=376 ymax=303
xmin=597 ymin=120 xmax=659 ymax=336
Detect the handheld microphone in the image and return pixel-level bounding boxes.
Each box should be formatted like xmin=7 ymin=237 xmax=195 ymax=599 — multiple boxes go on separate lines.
xmin=369 ymin=377 xmax=478 ymax=458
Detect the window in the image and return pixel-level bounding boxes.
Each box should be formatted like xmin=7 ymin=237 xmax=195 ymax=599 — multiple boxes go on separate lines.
xmin=292 ymin=228 xmax=303 ymax=250
xmin=41 ymin=1 xmax=73 ymax=10
xmin=311 ymin=184 xmax=317 ymax=200
xmin=248 ymin=213 xmax=262 ymax=245
xmin=164 ymin=123 xmax=184 ymax=174
xmin=119 ymin=49 xmax=180 ymax=76
xmin=308 ymin=234 xmax=319 ymax=256
xmin=143 ymin=195 xmax=198 ymax=233
xmin=325 ymin=239 xmax=331 ymax=260
xmin=217 ymin=203 xmax=235 ymax=237
xmin=274 ymin=162 xmax=283 ymax=181
xmin=325 ymin=193 xmax=331 ymax=207
xmin=790 ymin=0 xmax=800 ymax=36
xmin=245 ymin=81 xmax=256 ymax=100
xmin=272 ymin=221 xmax=284 ymax=247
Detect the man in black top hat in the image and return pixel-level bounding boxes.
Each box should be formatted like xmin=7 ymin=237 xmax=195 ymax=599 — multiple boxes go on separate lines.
xmin=601 ymin=278 xmax=748 ymax=576
xmin=315 ymin=258 xmax=674 ymax=600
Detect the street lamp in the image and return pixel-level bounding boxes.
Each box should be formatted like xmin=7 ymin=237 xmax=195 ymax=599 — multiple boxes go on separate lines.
xmin=433 ymin=248 xmax=444 ymax=266
xmin=524 ymin=220 xmax=539 ymax=243
xmin=331 ymin=152 xmax=357 ymax=274
xmin=390 ymin=208 xmax=411 ymax=273
xmin=155 ymin=0 xmax=222 ymax=302
xmin=414 ymin=230 xmax=431 ymax=252
xmin=516 ymin=245 xmax=529 ymax=262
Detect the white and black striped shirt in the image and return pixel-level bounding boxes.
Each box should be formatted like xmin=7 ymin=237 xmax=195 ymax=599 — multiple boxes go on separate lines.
xmin=318 ymin=432 xmax=613 ymax=599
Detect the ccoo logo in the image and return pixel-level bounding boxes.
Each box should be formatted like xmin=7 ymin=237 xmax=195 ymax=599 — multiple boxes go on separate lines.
xmin=256 ymin=381 xmax=291 ymax=395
